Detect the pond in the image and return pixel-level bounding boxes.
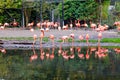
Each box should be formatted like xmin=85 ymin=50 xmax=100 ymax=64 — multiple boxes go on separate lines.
xmin=0 ymin=46 xmax=120 ymax=80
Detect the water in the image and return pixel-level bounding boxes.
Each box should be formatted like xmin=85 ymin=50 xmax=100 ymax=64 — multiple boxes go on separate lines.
xmin=0 ymin=46 xmax=120 ymax=80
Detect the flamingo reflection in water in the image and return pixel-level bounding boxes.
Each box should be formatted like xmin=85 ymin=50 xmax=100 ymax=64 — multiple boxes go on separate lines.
xmin=45 ymin=48 xmax=50 ymax=59
xmin=40 ymin=29 xmax=45 ymax=60
xmin=85 ymin=34 xmax=90 ymax=60
xmin=114 ymin=48 xmax=120 ymax=54
xmin=95 ymin=32 xmax=108 ymax=59
xmin=69 ymin=33 xmax=75 ymax=59
xmin=77 ymin=35 xmax=84 ymax=59
xmin=0 ymin=48 xmax=6 ymax=54
xmin=49 ymin=34 xmax=55 ymax=60
xmin=29 ymin=31 xmax=111 ymax=62
xmin=58 ymin=35 xmax=69 ymax=57
xmin=62 ymin=51 xmax=69 ymax=60
xmin=30 ymin=34 xmax=38 ymax=62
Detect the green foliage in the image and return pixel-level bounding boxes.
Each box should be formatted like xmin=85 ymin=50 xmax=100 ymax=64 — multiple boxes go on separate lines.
xmin=57 ymin=0 xmax=99 ymax=21
xmin=0 ymin=0 xmax=111 ymax=26
xmin=101 ymin=0 xmax=110 ymax=19
xmin=0 ymin=0 xmax=22 ymax=23
xmin=0 ymin=0 xmax=22 ymax=11
xmin=113 ymin=1 xmax=120 ymax=21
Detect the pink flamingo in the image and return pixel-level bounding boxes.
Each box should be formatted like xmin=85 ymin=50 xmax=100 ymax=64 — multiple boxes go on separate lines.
xmin=49 ymin=34 xmax=55 ymax=47
xmin=13 ymin=19 xmax=18 ymax=27
xmin=39 ymin=29 xmax=44 ymax=61
xmin=85 ymin=34 xmax=90 ymax=47
xmin=76 ymin=20 xmax=80 ymax=28
xmin=61 ymin=36 xmax=69 ymax=43
xmin=30 ymin=34 xmax=38 ymax=62
xmin=27 ymin=22 xmax=34 ymax=29
xmin=96 ymin=32 xmax=103 ymax=59
xmin=70 ymin=33 xmax=75 ymax=48
xmin=4 ymin=23 xmax=9 ymax=27
xmin=46 ymin=27 xmax=49 ymax=32
xmin=58 ymin=36 xmax=69 ymax=56
xmin=29 ymin=26 xmax=37 ymax=62
xmin=30 ymin=28 xmax=34 ymax=32
xmin=79 ymin=35 xmax=84 ymax=40
xmin=32 ymin=34 xmax=37 ymax=53
xmin=90 ymin=23 xmax=96 ymax=30
xmin=40 ymin=29 xmax=44 ymax=44
xmin=49 ymin=34 xmax=55 ymax=60
xmin=70 ymin=23 xmax=73 ymax=29
xmin=117 ymin=27 xmax=120 ymax=30
xmin=0 ymin=26 xmax=5 ymax=30
xmin=69 ymin=33 xmax=75 ymax=59
xmin=33 ymin=34 xmax=37 ymax=40
xmin=113 ymin=21 xmax=120 ymax=30
xmin=37 ymin=22 xmax=41 ymax=28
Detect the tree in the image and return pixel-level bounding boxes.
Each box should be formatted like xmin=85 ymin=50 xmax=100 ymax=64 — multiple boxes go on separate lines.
xmin=113 ymin=1 xmax=120 ymax=21
xmin=94 ymin=0 xmax=110 ymax=24
xmin=0 ymin=0 xmax=21 ymax=12
xmin=57 ymin=0 xmax=110 ymax=24
xmin=0 ymin=0 xmax=22 ymax=23
xmin=57 ymin=0 xmax=99 ymax=23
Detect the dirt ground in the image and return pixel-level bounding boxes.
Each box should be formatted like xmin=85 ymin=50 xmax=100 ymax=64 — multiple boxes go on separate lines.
xmin=0 ymin=28 xmax=120 ymax=39
xmin=0 ymin=28 xmax=120 ymax=49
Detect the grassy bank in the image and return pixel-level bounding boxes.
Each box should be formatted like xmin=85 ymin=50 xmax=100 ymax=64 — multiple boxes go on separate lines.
xmin=0 ymin=37 xmax=120 ymax=43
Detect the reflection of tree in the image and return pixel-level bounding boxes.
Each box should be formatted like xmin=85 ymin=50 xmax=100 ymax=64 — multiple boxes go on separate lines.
xmin=0 ymin=54 xmax=9 ymax=78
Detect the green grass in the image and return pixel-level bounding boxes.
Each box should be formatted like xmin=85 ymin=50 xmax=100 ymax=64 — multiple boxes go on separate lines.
xmin=58 ymin=38 xmax=120 ymax=43
xmin=0 ymin=37 xmax=33 ymax=41
xmin=0 ymin=37 xmax=120 ymax=43
xmin=0 ymin=37 xmax=49 ymax=42
xmin=101 ymin=38 xmax=120 ymax=43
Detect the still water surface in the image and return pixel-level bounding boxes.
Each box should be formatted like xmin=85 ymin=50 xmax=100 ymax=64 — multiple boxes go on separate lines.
xmin=0 ymin=46 xmax=120 ymax=80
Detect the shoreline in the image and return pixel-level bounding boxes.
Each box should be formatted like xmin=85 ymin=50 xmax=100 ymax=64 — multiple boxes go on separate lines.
xmin=1 ymin=41 xmax=120 ymax=49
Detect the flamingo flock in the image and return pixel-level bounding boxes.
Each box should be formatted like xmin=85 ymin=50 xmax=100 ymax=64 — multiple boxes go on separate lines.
xmin=0 ymin=21 xmax=120 ymax=62
xmin=29 ymin=29 xmax=120 ymax=62
xmin=1 ymin=20 xmax=120 ymax=31
xmin=0 ymin=31 xmax=120 ymax=62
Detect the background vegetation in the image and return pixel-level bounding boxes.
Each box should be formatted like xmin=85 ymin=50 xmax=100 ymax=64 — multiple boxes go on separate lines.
xmin=0 ymin=0 xmax=119 ymax=27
